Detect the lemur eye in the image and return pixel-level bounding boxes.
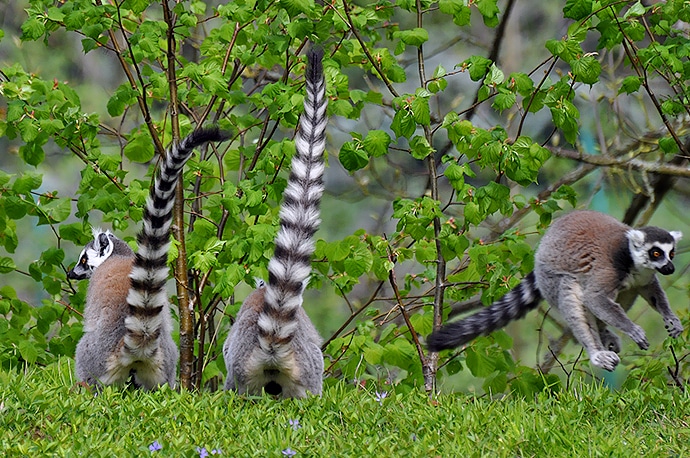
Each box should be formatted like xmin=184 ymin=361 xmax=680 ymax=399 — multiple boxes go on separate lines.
xmin=670 ymin=250 xmax=675 ymax=260
xmin=648 ymin=248 xmax=662 ymax=259
xmin=80 ymin=257 xmax=87 ymax=265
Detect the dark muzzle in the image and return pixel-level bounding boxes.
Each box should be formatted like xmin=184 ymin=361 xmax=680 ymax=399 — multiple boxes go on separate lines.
xmin=657 ymin=262 xmax=675 ymax=276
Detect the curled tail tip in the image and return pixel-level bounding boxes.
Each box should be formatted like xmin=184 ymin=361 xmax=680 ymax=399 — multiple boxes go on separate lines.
xmin=186 ymin=126 xmax=231 ymax=146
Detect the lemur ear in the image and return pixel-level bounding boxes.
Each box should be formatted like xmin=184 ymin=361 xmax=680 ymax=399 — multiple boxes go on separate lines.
xmin=671 ymin=231 xmax=683 ymax=243
xmin=626 ymin=229 xmax=646 ymax=247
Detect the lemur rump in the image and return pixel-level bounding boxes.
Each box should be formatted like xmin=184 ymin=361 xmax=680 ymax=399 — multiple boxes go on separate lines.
xmin=67 ymin=128 xmax=228 ymax=389
xmin=223 ymin=49 xmax=327 ymax=398
xmin=427 ymin=210 xmax=683 ymax=371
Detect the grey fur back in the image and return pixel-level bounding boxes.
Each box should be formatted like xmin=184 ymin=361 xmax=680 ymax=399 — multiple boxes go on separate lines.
xmin=223 ymin=49 xmax=327 ymax=398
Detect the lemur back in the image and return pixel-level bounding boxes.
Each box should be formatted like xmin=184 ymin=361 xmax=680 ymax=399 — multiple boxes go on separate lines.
xmin=68 ymin=128 xmax=228 ymax=389
xmin=223 ymin=49 xmax=327 ymax=398
xmin=427 ymin=210 xmax=683 ymax=372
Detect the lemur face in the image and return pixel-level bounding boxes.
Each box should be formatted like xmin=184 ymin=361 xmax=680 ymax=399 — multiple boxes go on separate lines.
xmin=66 ymin=230 xmax=115 ymax=280
xmin=627 ymin=227 xmax=682 ymax=276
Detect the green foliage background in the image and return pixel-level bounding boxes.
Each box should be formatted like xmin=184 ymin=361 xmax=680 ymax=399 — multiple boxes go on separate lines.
xmin=1 ymin=0 xmax=690 ymax=395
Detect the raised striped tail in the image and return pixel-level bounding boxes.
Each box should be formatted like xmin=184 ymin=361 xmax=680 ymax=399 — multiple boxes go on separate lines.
xmin=259 ymin=49 xmax=328 ymax=346
xmin=427 ymin=272 xmax=542 ymax=352
xmin=125 ymin=127 xmax=228 ymax=355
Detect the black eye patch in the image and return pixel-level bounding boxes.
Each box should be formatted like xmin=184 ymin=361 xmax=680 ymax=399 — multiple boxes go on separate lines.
xmin=648 ymin=248 xmax=663 ymax=260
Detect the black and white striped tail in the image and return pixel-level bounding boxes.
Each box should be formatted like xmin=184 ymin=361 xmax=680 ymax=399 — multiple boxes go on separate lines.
xmin=125 ymin=127 xmax=228 ymax=355
xmin=427 ymin=272 xmax=542 ymax=352
xmin=258 ymin=49 xmax=328 ymax=347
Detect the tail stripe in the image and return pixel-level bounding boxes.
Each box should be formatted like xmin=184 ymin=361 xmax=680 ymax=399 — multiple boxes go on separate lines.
xmin=124 ymin=126 xmax=228 ymax=354
xmin=258 ymin=49 xmax=327 ymax=344
xmin=427 ymin=272 xmax=542 ymax=352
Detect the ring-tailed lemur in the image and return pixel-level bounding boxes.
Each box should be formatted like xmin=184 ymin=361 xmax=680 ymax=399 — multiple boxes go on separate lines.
xmin=427 ymin=210 xmax=683 ymax=372
xmin=67 ymin=127 xmax=228 ymax=389
xmin=223 ymin=48 xmax=327 ymax=398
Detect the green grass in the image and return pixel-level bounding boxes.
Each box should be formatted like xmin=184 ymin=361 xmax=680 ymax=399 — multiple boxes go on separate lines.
xmin=2 ymin=359 xmax=690 ymax=457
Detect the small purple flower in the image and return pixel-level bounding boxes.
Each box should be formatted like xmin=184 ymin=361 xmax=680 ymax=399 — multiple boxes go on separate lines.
xmin=282 ymin=448 xmax=297 ymax=456
xmin=211 ymin=449 xmax=222 ymax=455
xmin=289 ymin=419 xmax=301 ymax=430
xmin=374 ymin=390 xmax=388 ymax=405
xmin=197 ymin=447 xmax=209 ymax=458
xmin=148 ymin=441 xmax=162 ymax=452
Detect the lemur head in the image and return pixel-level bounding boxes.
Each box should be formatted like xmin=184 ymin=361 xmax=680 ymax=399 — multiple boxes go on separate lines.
xmin=627 ymin=226 xmax=682 ymax=275
xmin=67 ymin=228 xmax=134 ymax=280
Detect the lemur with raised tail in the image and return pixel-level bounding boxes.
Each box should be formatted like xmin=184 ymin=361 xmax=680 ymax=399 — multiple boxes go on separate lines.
xmin=68 ymin=127 xmax=228 ymax=389
xmin=427 ymin=210 xmax=683 ymax=371
xmin=223 ymin=48 xmax=327 ymax=398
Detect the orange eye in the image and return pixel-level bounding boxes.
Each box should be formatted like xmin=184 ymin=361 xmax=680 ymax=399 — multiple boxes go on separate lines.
xmin=648 ymin=249 xmax=662 ymax=259
xmin=80 ymin=257 xmax=87 ymax=265
xmin=670 ymin=250 xmax=675 ymax=260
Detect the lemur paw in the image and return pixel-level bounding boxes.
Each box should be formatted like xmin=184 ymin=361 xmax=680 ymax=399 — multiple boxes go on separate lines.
xmin=665 ymin=316 xmax=683 ymax=338
xmin=628 ymin=325 xmax=649 ymax=350
xmin=599 ymin=328 xmax=621 ymax=353
xmin=590 ymin=351 xmax=620 ymax=372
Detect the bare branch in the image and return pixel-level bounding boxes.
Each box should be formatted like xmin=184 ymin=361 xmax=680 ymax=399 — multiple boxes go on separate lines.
xmin=550 ymin=147 xmax=690 ymax=178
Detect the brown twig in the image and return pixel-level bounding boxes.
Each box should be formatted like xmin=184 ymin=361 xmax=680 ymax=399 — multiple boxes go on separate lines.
xmin=667 ymin=345 xmax=685 ymax=392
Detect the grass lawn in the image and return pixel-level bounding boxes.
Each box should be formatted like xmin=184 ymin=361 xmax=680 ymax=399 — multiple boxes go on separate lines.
xmin=2 ymin=358 xmax=689 ymax=457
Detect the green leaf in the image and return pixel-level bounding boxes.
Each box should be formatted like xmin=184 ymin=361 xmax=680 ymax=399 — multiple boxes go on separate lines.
xmin=393 ymin=28 xmax=429 ymax=47
xmin=659 ymin=136 xmax=679 ymax=155
xmin=410 ymin=92 xmax=431 ymax=125
xmin=509 ymin=72 xmax=534 ymax=96
xmin=4 ymin=197 xmax=28 ymax=220
xmin=107 ymin=85 xmax=137 ymax=117
xmin=619 ymin=76 xmax=642 ymax=95
xmin=41 ymin=248 xmax=65 ymax=266
xmin=563 ymin=0 xmax=592 ymax=20
xmin=464 ymin=56 xmax=492 ymax=82
xmin=0 ymin=256 xmax=16 ymax=274
xmin=661 ymin=99 xmax=684 ymax=117
xmin=124 ymin=0 xmax=150 ymax=14
xmin=21 ymin=18 xmax=45 ymax=41
xmin=64 ymin=10 xmax=85 ymax=30
xmin=571 ymin=55 xmax=601 ymax=85
xmin=475 ymin=0 xmax=500 ymax=27
xmin=444 ymin=163 xmax=467 ymax=191
xmin=12 ymin=173 xmax=42 ymax=194
xmin=465 ymin=345 xmax=497 ymax=377
xmin=363 ymin=130 xmax=391 ymax=158
xmin=59 ymin=223 xmax=87 ymax=243
xmin=492 ymin=91 xmax=516 ymax=112
xmin=623 ymin=1 xmax=645 ymax=19
xmin=485 ymin=63 xmax=504 ymax=86
xmin=464 ymin=200 xmax=481 ymax=225
xmin=409 ymin=136 xmax=434 ymax=160
xmin=19 ymin=143 xmax=45 ymax=167
xmin=343 ymin=244 xmax=373 ymax=278
xmin=391 ymin=108 xmax=416 ymax=139
xmin=279 ymin=0 xmax=313 ymax=17
xmin=18 ymin=339 xmax=39 ymax=364
xmin=124 ymin=129 xmax=155 ymax=163
xmin=339 ymin=141 xmax=369 ymax=172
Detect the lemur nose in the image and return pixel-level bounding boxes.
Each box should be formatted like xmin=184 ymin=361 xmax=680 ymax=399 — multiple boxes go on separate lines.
xmin=658 ymin=263 xmax=675 ymax=275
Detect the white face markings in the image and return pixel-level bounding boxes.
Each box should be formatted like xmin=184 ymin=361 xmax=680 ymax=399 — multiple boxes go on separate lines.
xmin=627 ymin=228 xmax=678 ymax=274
